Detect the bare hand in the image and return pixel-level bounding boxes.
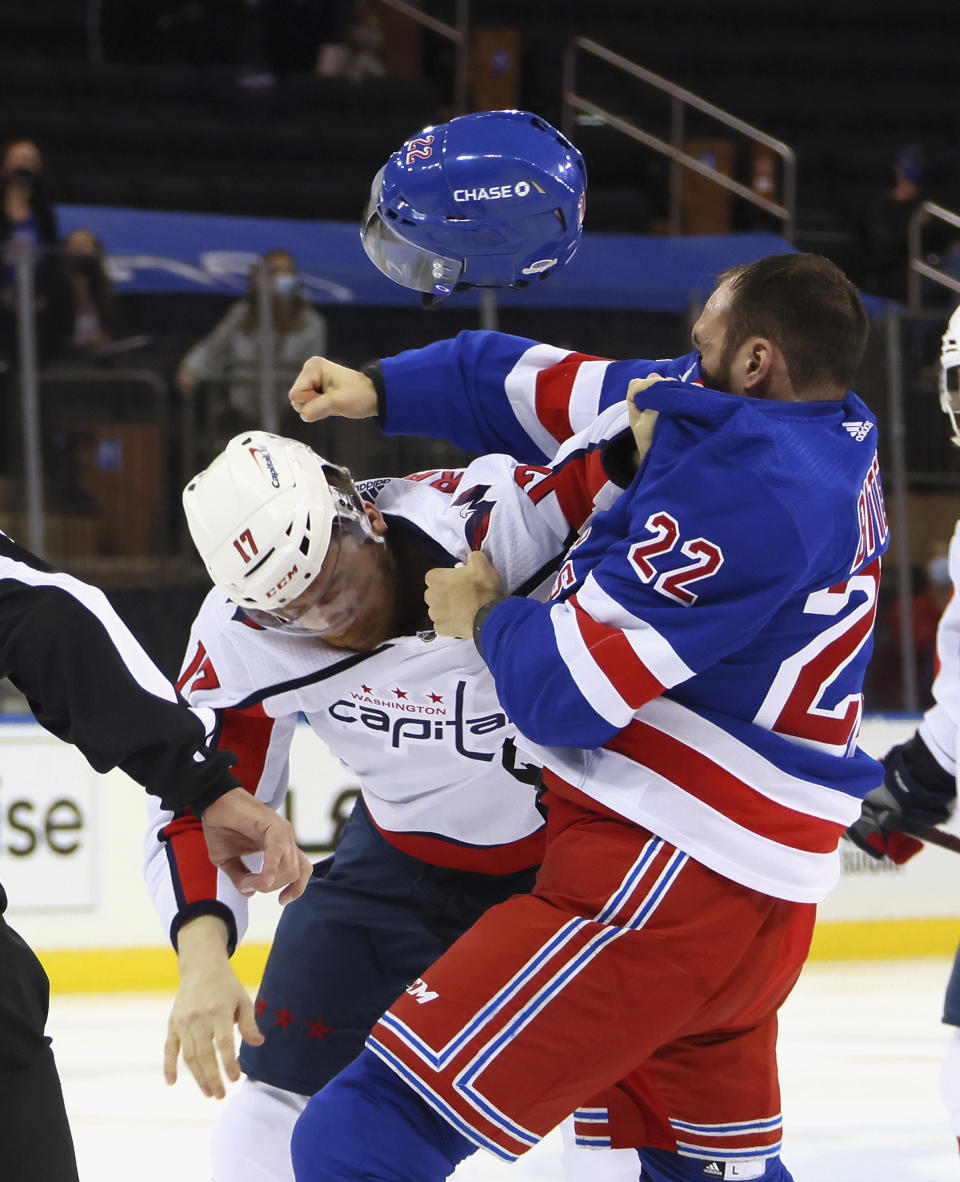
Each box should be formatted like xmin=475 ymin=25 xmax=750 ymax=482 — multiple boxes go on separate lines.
xmin=164 ymin=916 xmax=263 ymax=1099
xmin=200 ymin=788 xmax=312 ymax=904
xmin=424 ymin=552 xmax=505 ymax=639
xmin=626 ymin=375 xmax=663 ymax=468
xmin=288 ymin=356 xmax=378 ymax=423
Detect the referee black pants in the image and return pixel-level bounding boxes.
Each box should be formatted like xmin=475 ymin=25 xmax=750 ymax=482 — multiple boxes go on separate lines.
xmin=0 ymin=885 xmax=78 ymax=1182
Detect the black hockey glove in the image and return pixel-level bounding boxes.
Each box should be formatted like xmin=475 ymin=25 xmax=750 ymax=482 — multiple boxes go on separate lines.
xmin=845 ymin=732 xmax=956 ymax=862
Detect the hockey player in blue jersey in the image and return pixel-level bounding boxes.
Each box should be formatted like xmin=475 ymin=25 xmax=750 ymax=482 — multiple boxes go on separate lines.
xmin=287 ymin=252 xmax=886 ymax=1182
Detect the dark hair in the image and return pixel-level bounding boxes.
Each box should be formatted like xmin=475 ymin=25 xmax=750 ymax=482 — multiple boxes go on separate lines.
xmin=717 ymin=253 xmax=868 ymax=394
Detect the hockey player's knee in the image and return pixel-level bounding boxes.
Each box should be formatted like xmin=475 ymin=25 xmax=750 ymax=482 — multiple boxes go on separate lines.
xmin=290 ymin=1049 xmax=475 ymax=1182
xmin=211 ymin=1077 xmax=307 ymax=1182
xmin=637 ymin=1147 xmax=794 ymax=1181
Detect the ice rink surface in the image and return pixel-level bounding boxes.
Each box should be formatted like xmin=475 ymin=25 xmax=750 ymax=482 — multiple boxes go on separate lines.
xmin=51 ymin=957 xmax=958 ymax=1181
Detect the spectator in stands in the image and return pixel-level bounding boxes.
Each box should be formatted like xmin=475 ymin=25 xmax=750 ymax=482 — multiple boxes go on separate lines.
xmin=61 ymin=228 xmax=116 ymax=355
xmin=0 ymin=138 xmax=69 ymax=366
xmin=245 ymin=0 xmax=352 ymax=79
xmin=857 ymin=143 xmax=927 ymax=303
xmin=175 ymin=249 xmax=326 ymax=443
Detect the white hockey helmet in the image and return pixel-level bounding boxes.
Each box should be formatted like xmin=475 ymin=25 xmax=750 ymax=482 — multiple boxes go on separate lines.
xmin=183 ymin=431 xmax=380 ymax=630
xmin=941 ymin=303 xmax=960 ymax=447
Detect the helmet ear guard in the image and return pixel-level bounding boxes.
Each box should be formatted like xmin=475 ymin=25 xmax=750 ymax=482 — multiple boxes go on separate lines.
xmin=361 ymin=109 xmax=587 ymax=305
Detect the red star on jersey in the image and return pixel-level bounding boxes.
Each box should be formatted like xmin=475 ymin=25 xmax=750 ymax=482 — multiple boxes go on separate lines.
xmin=393 ymin=687 xmax=407 ymax=699
xmin=307 ymin=1017 xmax=332 ymax=1041
xmin=427 ymin=692 xmax=443 ymax=703
xmin=273 ymin=1005 xmax=295 ymax=1030
xmin=255 ymin=998 xmax=269 ymax=1018
xmin=361 ymin=684 xmax=372 ymax=694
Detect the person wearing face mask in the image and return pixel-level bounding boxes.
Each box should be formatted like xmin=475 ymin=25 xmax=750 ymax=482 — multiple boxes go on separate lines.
xmin=175 ymin=250 xmax=327 ymax=450
xmin=0 ymin=138 xmax=70 ymax=370
xmin=0 ymin=139 xmax=58 ymax=267
xmin=61 ymin=227 xmax=116 ymax=354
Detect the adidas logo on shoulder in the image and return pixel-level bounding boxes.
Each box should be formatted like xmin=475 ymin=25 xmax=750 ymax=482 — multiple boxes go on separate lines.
xmin=842 ymin=420 xmax=874 ymax=442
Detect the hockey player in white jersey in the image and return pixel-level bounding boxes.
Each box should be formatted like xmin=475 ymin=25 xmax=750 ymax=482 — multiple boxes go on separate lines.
xmin=149 ymin=428 xmax=636 ymax=1182
xmin=847 ymin=301 xmax=960 ymax=1151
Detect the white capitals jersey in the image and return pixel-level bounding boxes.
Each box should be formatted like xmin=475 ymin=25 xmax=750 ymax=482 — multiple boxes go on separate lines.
xmin=919 ymin=518 xmax=960 ymax=779
xmin=144 ymin=456 xmax=602 ymax=946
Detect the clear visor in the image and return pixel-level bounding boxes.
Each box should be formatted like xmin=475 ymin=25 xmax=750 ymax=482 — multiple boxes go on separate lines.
xmin=940 ymin=360 xmax=960 ymax=447
xmin=242 ymin=520 xmax=381 ymax=636
xmin=242 ymin=468 xmax=383 ymax=635
xmin=361 ymin=170 xmax=463 ymax=296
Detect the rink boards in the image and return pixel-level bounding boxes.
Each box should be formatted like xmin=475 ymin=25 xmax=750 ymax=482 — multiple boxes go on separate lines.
xmin=0 ymin=714 xmax=956 ymax=991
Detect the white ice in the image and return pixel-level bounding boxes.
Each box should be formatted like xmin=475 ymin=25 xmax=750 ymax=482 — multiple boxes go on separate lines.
xmin=49 ymin=957 xmax=957 ymax=1181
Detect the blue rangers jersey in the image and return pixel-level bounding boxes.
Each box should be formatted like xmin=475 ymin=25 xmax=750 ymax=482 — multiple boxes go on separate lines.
xmin=378 ymin=330 xmax=889 ymax=904
xmin=145 ymin=459 xmax=586 ymax=949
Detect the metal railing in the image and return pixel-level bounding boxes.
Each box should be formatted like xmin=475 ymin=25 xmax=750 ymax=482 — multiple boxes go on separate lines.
xmin=2 ymin=240 xmax=177 ymax=567
xmin=907 ymin=201 xmax=960 ymax=313
xmin=87 ymin=0 xmax=470 ymax=114
xmin=561 ymin=37 xmax=797 ymax=241
xmin=374 ymin=0 xmax=470 ymax=115
xmin=37 ymin=366 xmax=173 ymax=562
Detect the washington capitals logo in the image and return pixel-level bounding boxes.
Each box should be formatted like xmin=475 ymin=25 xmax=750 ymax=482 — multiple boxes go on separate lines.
xmin=452 ymin=483 xmax=497 ymax=550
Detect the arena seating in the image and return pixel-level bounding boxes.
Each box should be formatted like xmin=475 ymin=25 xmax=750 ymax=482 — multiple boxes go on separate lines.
xmin=2 ymin=0 xmax=958 ymax=255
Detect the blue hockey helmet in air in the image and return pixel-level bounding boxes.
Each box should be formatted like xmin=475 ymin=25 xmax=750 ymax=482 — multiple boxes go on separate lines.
xmin=361 ymin=109 xmax=587 ymax=305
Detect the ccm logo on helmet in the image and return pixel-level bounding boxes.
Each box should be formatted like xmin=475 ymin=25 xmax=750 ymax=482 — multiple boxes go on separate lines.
xmin=453 ymin=181 xmax=532 ymax=202
xmin=265 ymin=565 xmax=299 ymax=598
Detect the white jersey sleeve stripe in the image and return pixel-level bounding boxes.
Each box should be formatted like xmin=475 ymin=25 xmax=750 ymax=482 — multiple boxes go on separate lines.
xmin=504 ymin=344 xmax=577 ymax=457
xmin=535 ymin=744 xmax=844 ymax=904
xmin=567 ymin=360 xmax=614 ymax=436
xmin=550 ymin=602 xmax=636 ymax=728
xmin=575 ymin=576 xmax=695 ymax=688
xmin=638 ymin=697 xmax=863 ymax=824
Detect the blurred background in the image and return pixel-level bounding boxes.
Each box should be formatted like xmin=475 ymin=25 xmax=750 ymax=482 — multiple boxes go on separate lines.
xmin=1 ymin=0 xmax=959 ymax=714
xmin=3 ymin=6 xmax=960 ymax=1173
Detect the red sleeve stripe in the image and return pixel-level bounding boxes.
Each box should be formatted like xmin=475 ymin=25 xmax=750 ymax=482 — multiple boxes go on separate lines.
xmin=553 ymin=449 xmax=609 ymax=528
xmin=610 ymin=720 xmax=847 ymax=854
xmin=217 ymin=702 xmax=275 ymax=797
xmin=526 ymin=446 xmax=609 ymax=529
xmin=571 ymin=600 xmax=666 ymax=709
xmin=176 ymin=641 xmax=206 ymax=693
xmin=162 ymin=702 xmax=276 ymax=905
xmin=162 ymin=810 xmax=218 ymax=905
xmin=534 ymin=353 xmax=604 ymax=445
